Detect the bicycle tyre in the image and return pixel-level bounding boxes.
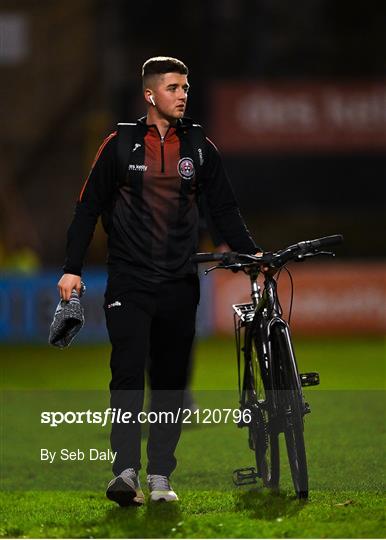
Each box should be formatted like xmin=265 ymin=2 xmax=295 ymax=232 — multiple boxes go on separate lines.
xmin=271 ymin=323 xmax=308 ymax=499
xmin=244 ymin=323 xmax=280 ymax=489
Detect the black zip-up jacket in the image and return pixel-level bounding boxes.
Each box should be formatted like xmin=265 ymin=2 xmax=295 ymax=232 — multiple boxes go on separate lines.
xmin=63 ymin=117 xmax=258 ymax=282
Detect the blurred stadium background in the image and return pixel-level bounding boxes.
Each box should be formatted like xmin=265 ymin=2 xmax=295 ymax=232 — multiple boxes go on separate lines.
xmin=0 ymin=0 xmax=385 ymax=343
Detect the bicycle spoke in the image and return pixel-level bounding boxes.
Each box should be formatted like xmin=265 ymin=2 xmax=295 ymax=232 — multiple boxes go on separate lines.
xmin=244 ymin=323 xmax=280 ymax=489
xmin=272 ymin=324 xmax=308 ymax=498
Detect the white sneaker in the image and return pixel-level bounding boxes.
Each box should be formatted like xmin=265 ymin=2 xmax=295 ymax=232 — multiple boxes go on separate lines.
xmin=106 ymin=468 xmax=145 ymax=506
xmin=147 ymin=474 xmax=178 ymax=502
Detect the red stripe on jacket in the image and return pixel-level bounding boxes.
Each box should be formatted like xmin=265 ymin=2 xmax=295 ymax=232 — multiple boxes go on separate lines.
xmin=78 ymin=131 xmax=117 ymax=202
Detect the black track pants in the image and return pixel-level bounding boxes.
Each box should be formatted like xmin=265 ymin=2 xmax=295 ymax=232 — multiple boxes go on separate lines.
xmin=104 ymin=275 xmax=199 ymax=476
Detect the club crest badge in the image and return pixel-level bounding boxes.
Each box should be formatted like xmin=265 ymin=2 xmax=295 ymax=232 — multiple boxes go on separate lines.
xmin=177 ymin=157 xmax=195 ymax=180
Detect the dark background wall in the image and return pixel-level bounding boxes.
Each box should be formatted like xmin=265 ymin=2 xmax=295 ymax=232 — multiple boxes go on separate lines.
xmin=0 ymin=0 xmax=385 ymax=270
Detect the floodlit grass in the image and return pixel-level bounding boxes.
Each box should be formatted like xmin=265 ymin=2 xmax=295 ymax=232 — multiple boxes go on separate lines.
xmin=1 ymin=489 xmax=384 ymax=539
xmin=1 ymin=337 xmax=385 ymax=538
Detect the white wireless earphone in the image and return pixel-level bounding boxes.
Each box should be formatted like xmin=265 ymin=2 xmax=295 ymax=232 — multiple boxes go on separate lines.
xmin=149 ymin=95 xmax=156 ymax=106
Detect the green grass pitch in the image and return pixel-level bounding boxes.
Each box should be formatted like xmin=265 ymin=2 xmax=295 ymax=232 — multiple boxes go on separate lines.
xmin=0 ymin=336 xmax=385 ymax=538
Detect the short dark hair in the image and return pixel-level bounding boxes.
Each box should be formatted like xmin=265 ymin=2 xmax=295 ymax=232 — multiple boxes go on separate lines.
xmin=142 ymin=56 xmax=188 ymax=87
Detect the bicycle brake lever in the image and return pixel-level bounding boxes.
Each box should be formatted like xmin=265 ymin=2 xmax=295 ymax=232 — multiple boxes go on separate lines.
xmin=295 ymin=251 xmax=335 ymax=262
xmin=204 ymin=265 xmax=218 ymax=275
xmin=205 ymin=262 xmax=245 ymax=275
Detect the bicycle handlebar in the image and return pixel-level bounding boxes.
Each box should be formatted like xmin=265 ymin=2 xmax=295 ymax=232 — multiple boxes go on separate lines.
xmin=298 ymin=234 xmax=344 ymax=251
xmin=191 ymin=234 xmax=344 ymax=269
xmin=270 ymin=234 xmax=343 ymax=267
xmin=192 ymin=252 xmax=227 ymax=264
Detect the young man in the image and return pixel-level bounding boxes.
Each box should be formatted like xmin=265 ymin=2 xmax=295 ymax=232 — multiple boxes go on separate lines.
xmin=58 ymin=56 xmax=261 ymax=506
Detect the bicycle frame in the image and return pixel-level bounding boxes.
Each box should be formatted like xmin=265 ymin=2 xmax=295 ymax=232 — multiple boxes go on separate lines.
xmin=235 ymin=271 xmax=305 ymax=421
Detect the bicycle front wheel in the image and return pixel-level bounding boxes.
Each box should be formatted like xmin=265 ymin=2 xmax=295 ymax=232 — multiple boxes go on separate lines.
xmin=271 ymin=323 xmax=308 ymax=499
xmin=245 ymin=323 xmax=280 ymax=489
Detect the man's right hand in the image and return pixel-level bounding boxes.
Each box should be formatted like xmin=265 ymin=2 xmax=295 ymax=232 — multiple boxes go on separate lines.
xmin=57 ymin=274 xmax=81 ymax=301
xmin=254 ymin=251 xmax=277 ymax=276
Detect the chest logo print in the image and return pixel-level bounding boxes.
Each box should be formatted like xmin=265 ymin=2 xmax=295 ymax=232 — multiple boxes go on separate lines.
xmin=128 ymin=164 xmax=148 ymax=172
xmin=132 ymin=143 xmax=141 ymax=152
xmin=177 ymin=157 xmax=195 ymax=180
xmin=107 ymin=301 xmax=122 ymax=309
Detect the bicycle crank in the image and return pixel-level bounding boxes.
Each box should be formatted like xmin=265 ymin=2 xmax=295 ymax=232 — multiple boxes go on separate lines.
xmin=232 ymin=467 xmax=259 ymax=486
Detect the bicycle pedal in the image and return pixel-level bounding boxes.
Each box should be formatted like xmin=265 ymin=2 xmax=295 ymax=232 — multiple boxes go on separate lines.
xmin=233 ymin=467 xmax=259 ymax=486
xmin=300 ymin=372 xmax=320 ymax=386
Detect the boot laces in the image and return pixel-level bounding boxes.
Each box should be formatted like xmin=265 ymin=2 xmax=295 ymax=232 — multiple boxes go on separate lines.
xmin=120 ymin=468 xmax=139 ymax=487
xmin=148 ymin=474 xmax=170 ymax=491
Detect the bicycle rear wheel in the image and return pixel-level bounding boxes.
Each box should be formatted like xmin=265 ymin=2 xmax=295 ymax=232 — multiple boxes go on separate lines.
xmin=244 ymin=323 xmax=280 ymax=489
xmin=271 ymin=323 xmax=308 ymax=499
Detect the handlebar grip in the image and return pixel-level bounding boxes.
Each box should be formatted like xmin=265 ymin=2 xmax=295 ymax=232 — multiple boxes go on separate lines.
xmin=190 ymin=252 xmax=227 ymax=263
xmin=309 ymin=234 xmax=344 ymax=249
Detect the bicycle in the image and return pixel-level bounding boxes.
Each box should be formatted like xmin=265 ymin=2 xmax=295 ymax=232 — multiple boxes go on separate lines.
xmin=192 ymin=234 xmax=343 ymax=499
